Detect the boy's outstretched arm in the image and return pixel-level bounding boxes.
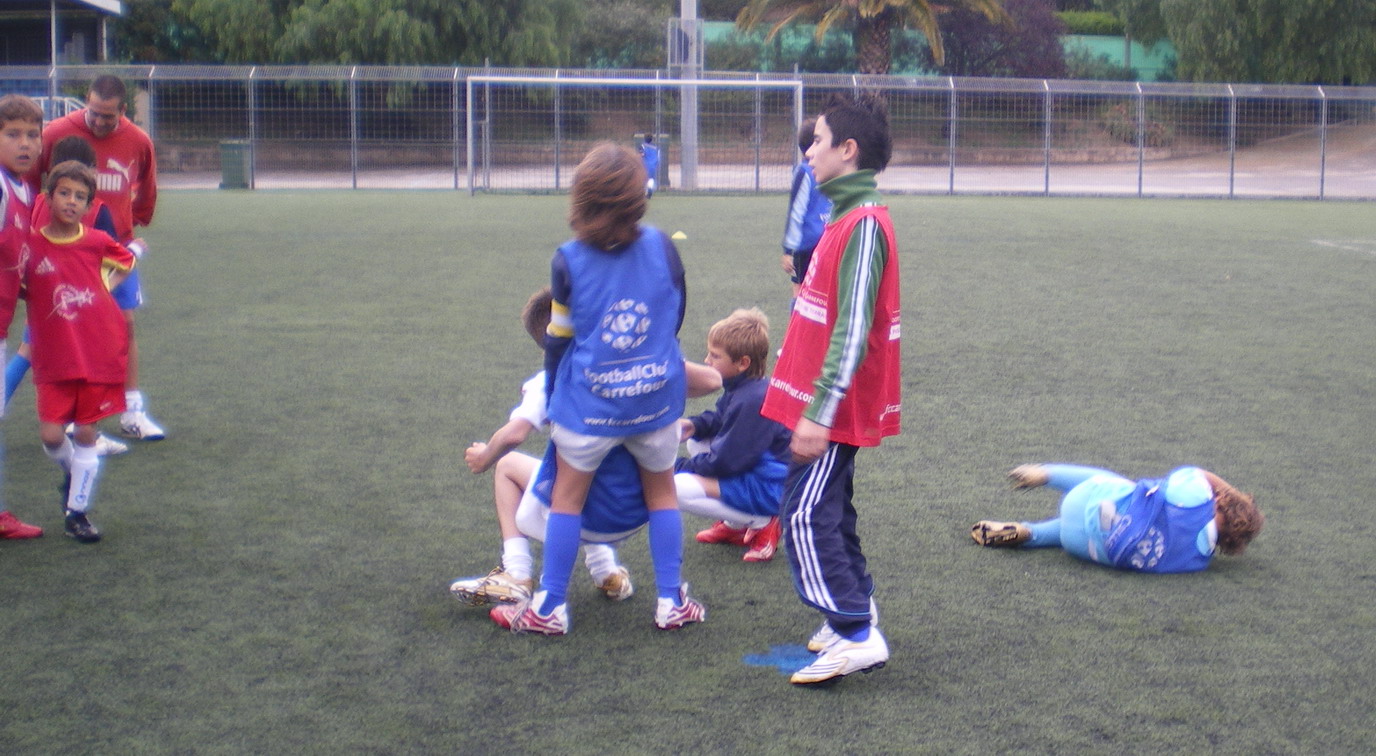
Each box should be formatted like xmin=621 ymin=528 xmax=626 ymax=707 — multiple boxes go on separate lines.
xmin=465 ymin=418 xmax=538 ymax=474
xmin=684 ymin=360 xmax=721 ymax=398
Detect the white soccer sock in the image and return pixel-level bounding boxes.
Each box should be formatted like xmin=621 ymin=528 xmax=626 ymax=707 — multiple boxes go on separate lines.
xmin=124 ymin=389 xmax=145 ymax=415
xmin=66 ymin=444 xmax=101 ymax=513
xmin=674 ymin=473 xmax=766 ymax=529
xmin=501 ymin=537 xmax=533 ymax=581
xmin=583 ymin=543 xmax=619 ymax=583
xmin=44 ymin=437 xmax=74 ymax=471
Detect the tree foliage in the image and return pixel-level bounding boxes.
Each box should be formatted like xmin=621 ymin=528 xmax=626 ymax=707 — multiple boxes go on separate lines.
xmin=926 ymin=0 xmax=1066 ymax=78
xmin=1098 ymin=0 xmax=1376 ymax=84
xmin=736 ymin=0 xmax=1009 ymax=74
xmin=113 ymin=0 xmax=214 ymax=62
xmin=569 ymin=0 xmax=669 ymax=69
xmin=1064 ymin=47 xmax=1137 ymax=81
xmin=1056 ymin=10 xmax=1122 ymax=36
xmin=152 ymin=0 xmax=580 ymax=65
xmin=1094 ymin=0 xmax=1167 ymax=45
xmin=706 ymin=26 xmax=857 ymax=72
xmin=702 ymin=0 xmax=749 ymax=20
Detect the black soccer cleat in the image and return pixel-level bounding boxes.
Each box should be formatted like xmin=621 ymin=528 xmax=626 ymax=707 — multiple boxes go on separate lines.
xmin=63 ymin=510 xmax=102 ymax=544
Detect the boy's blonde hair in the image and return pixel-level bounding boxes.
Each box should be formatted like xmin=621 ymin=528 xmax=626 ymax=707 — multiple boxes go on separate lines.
xmin=521 ymin=286 xmax=553 ymax=348
xmin=708 ymin=307 xmax=770 ymax=379
xmin=45 ymin=160 xmax=97 ymax=203
xmin=0 ymin=94 xmax=43 ymax=126
xmin=568 ymin=142 xmax=647 ymax=251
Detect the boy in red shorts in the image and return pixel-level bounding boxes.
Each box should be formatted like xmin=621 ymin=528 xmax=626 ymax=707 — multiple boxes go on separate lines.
xmin=22 ymin=161 xmax=136 ymax=542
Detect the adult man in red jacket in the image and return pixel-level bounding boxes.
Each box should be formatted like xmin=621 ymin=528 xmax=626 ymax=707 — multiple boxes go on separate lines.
xmin=36 ymin=74 xmax=164 ymax=441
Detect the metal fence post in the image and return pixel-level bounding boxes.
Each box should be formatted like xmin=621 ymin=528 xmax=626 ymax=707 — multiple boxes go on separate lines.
xmin=452 ymin=68 xmax=461 ymax=191
xmin=145 ymin=67 xmax=157 ymax=142
xmin=654 ymin=70 xmax=663 ymax=181
xmin=349 ymin=67 xmax=359 ymax=190
xmin=483 ymin=65 xmax=491 ymax=191
xmin=554 ymin=69 xmax=562 ymax=190
xmin=1227 ymin=84 xmax=1237 ymax=199
xmin=1318 ymin=86 xmax=1328 ymax=200
xmin=754 ymin=73 xmax=763 ymax=192
xmin=793 ymin=79 xmax=803 ymax=138
xmin=1135 ymin=83 xmax=1144 ymax=197
xmin=465 ymin=76 xmax=474 ymax=195
xmin=947 ymin=77 xmax=957 ymax=195
xmin=1042 ymin=80 xmax=1051 ymax=196
xmin=248 ymin=67 xmax=258 ymax=190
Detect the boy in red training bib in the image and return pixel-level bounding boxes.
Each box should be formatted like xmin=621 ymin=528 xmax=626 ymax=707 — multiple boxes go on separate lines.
xmin=21 ymin=161 xmax=136 ymax=543
xmin=762 ymin=92 xmax=902 ymax=686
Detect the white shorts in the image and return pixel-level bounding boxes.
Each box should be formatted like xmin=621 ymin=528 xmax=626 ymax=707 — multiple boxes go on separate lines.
xmin=549 ymin=422 xmax=680 ymax=473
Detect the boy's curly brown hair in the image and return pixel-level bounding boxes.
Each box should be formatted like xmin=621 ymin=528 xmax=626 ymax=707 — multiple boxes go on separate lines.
xmin=1214 ymin=485 xmax=1264 ymax=556
xmin=568 ymin=142 xmax=646 ymax=251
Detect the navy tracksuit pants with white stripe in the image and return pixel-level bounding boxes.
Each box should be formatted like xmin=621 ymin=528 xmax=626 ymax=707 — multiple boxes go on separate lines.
xmin=781 ymin=442 xmax=875 ymax=639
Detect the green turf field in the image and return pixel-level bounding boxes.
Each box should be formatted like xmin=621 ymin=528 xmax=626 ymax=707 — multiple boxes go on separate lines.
xmin=1 ymin=191 xmax=1372 ymax=753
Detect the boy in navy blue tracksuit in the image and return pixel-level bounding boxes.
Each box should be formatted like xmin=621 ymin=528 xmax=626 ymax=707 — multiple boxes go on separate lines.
xmin=675 ymin=308 xmax=791 ymax=562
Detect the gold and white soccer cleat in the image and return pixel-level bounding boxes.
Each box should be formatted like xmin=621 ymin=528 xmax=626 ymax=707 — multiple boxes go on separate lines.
xmin=970 ymin=520 xmax=1031 ymax=547
xmin=449 ymin=567 xmax=533 ymax=607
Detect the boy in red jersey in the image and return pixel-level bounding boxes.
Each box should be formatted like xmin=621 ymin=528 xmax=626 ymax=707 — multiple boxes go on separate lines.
xmin=22 ymin=161 xmax=136 ymax=543
xmin=0 ymin=93 xmax=45 ymax=539
xmin=7 ymin=135 xmax=134 ymax=457
xmin=761 ymin=92 xmax=901 ymax=686
xmin=36 ymin=75 xmax=164 ymax=442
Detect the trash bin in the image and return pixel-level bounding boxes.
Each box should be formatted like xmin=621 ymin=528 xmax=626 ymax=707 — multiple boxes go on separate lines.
xmin=219 ymin=140 xmax=252 ymax=189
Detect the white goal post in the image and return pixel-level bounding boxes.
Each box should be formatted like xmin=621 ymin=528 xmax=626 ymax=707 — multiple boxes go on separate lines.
xmin=465 ymin=74 xmax=804 ymax=194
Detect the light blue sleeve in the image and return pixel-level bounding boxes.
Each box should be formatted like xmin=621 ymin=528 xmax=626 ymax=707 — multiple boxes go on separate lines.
xmin=1163 ymin=466 xmax=1212 ymax=508
xmin=1042 ymin=464 xmax=1121 ymax=492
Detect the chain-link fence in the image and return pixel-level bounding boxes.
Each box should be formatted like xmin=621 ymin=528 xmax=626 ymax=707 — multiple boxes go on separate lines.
xmin=12 ymin=64 xmax=1376 ymax=198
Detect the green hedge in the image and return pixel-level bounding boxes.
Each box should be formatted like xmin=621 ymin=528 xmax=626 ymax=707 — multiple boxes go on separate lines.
xmin=1057 ymin=10 xmax=1125 ymax=36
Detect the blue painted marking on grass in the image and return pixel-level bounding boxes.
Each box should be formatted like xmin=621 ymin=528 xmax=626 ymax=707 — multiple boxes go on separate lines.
xmin=742 ymin=644 xmax=816 ymax=675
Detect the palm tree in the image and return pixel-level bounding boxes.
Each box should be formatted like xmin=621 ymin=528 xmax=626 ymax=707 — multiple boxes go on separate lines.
xmin=736 ymin=0 xmax=1009 ymax=74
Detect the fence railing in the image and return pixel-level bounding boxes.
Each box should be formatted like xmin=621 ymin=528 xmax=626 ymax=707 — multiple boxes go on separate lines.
xmin=8 ymin=64 xmax=1375 ymax=199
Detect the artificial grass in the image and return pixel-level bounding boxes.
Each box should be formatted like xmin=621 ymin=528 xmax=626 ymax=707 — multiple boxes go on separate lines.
xmin=0 ymin=191 xmax=1372 ymax=753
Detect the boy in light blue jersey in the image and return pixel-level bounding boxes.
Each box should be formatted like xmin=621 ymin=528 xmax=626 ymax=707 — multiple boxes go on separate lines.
xmin=972 ymin=464 xmax=1264 ymax=572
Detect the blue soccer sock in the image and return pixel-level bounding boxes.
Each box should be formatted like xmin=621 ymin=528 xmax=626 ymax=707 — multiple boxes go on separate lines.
xmin=647 ymin=508 xmax=684 ymax=602
xmin=538 ymin=512 xmax=581 ymax=614
xmin=836 ymin=622 xmax=870 ymax=642
xmin=4 ymin=353 xmax=30 ymax=407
